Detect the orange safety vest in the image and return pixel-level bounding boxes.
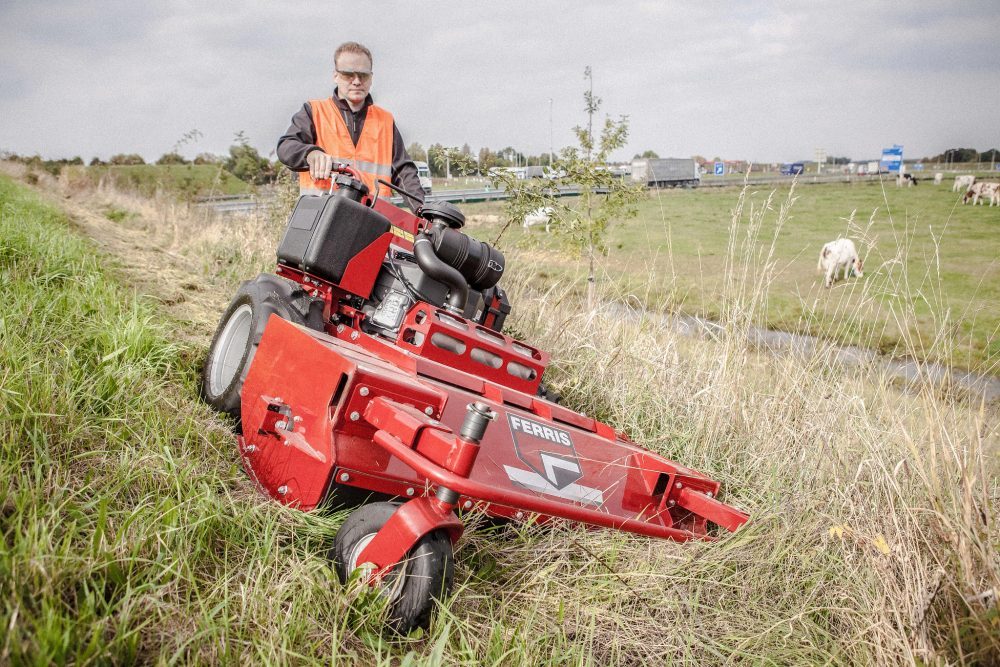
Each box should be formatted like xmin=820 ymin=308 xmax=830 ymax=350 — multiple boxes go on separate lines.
xmin=300 ymin=98 xmax=394 ymax=198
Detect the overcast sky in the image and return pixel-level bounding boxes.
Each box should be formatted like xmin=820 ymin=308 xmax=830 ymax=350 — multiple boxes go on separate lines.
xmin=2 ymin=1 xmax=998 ymax=164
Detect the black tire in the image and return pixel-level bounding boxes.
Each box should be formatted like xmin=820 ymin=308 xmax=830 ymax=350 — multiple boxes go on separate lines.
xmin=536 ymin=382 xmax=562 ymax=404
xmin=200 ymin=274 xmax=322 ymax=421
xmin=332 ymin=502 xmax=454 ymax=634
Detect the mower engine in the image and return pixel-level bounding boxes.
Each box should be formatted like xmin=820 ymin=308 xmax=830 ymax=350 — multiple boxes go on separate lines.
xmin=363 ymin=207 xmax=508 ymax=340
xmin=200 ymin=166 xmax=749 ymax=634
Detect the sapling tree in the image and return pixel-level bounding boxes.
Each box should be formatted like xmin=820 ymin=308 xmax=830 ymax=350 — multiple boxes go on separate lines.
xmin=428 ymin=145 xmax=478 ymax=180
xmin=225 ymin=131 xmax=275 ymax=186
xmin=493 ymin=66 xmax=644 ymax=309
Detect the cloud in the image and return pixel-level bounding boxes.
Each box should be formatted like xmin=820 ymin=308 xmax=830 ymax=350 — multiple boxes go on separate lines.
xmin=1 ymin=1 xmax=998 ymax=163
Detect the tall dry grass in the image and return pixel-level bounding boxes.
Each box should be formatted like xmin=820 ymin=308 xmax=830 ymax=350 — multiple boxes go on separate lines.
xmin=14 ymin=166 xmax=999 ymax=663
xmin=496 ymin=182 xmax=998 ymax=663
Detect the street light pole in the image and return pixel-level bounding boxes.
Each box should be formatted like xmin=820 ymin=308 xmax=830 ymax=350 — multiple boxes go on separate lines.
xmin=814 ymin=147 xmax=826 ymax=175
xmin=548 ymin=97 xmax=554 ymax=166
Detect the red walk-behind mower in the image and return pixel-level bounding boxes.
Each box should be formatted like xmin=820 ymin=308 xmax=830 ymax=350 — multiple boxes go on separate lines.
xmin=201 ymin=165 xmax=749 ymax=633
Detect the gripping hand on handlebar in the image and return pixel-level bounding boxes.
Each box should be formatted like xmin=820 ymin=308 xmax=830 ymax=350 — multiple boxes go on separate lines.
xmin=306 ymin=151 xmax=359 ymax=184
xmin=306 ymin=150 xmax=336 ymax=181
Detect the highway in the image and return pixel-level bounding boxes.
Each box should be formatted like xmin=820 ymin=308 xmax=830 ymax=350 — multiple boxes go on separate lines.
xmin=195 ymin=172 xmax=902 ymax=214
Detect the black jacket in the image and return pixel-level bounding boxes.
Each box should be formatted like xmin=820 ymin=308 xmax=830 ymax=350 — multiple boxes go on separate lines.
xmin=276 ymin=89 xmax=424 ymax=209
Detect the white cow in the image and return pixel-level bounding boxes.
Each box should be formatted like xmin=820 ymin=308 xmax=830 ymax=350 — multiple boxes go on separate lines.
xmin=523 ymin=206 xmax=554 ymax=231
xmin=818 ymin=238 xmax=864 ymax=288
xmin=963 ymin=182 xmax=1000 ymax=206
xmin=953 ymin=174 xmax=975 ymax=192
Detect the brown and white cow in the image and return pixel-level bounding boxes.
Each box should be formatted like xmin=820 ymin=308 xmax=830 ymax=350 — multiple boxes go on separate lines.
xmin=963 ymin=182 xmax=1000 ymax=206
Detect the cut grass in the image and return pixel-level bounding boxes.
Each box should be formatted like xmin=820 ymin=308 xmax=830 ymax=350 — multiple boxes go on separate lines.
xmin=2 ymin=172 xmax=998 ymax=664
xmin=103 ymin=205 xmax=133 ymax=223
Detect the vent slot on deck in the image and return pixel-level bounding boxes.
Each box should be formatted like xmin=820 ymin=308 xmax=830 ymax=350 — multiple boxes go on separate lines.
xmin=653 ymin=473 xmax=671 ymax=498
xmin=329 ymin=373 xmax=349 ymax=413
xmin=436 ymin=311 xmax=468 ymax=330
xmin=507 ymin=361 xmax=537 ymax=381
xmin=511 ymin=342 xmax=540 ymax=359
xmin=471 ymin=347 xmax=503 ymax=369
xmin=431 ymin=332 xmax=466 ymax=355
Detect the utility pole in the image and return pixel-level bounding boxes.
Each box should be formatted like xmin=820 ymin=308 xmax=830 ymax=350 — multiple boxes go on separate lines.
xmin=548 ymin=97 xmax=554 ymax=166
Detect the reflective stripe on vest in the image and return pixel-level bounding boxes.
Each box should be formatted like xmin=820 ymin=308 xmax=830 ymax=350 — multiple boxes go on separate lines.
xmin=300 ymin=98 xmax=394 ymax=198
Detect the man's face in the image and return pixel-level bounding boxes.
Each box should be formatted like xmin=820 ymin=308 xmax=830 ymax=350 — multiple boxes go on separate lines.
xmin=334 ymin=52 xmax=373 ymax=107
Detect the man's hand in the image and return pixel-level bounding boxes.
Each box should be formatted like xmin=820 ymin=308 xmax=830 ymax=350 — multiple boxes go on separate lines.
xmin=306 ymin=150 xmax=335 ymax=181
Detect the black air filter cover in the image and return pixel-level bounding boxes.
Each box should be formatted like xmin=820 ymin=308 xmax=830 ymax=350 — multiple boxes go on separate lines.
xmin=419 ymin=201 xmax=465 ymax=229
xmin=430 ymin=225 xmax=505 ymax=291
xmin=276 ymin=195 xmax=391 ymax=284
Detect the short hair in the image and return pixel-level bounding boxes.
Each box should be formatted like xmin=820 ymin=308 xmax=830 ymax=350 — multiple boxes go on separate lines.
xmin=334 ymin=42 xmax=373 ymax=70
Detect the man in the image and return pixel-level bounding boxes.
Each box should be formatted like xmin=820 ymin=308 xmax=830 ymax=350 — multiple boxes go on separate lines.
xmin=277 ymin=41 xmax=424 ymax=210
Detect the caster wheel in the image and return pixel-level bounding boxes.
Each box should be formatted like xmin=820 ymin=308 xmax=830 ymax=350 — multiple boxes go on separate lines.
xmin=331 ymin=502 xmax=454 ymax=633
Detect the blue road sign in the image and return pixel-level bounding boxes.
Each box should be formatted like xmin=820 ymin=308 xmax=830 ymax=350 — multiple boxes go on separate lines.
xmin=880 ymin=145 xmax=903 ymax=173
xmin=714 ymin=162 xmax=724 ymax=175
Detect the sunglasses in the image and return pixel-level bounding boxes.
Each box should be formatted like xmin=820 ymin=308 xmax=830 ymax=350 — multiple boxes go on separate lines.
xmin=336 ymin=70 xmax=372 ymax=83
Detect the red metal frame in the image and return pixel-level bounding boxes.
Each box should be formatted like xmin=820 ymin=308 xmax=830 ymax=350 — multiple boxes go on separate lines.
xmin=395 ymin=305 xmax=547 ymax=395
xmin=239 ymin=317 xmax=749 ymax=579
xmin=234 ymin=175 xmax=748 ymax=584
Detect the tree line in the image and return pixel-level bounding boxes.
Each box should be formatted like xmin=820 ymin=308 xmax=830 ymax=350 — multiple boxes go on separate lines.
xmin=404 ymin=142 xmax=557 ymax=178
xmin=922 ymin=147 xmax=1000 ymax=163
xmin=1 ymin=131 xmax=275 ymax=185
xmin=14 ymin=139 xmax=993 ymax=189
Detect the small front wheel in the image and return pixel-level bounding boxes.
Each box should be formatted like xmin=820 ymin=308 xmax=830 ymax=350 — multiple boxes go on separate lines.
xmin=331 ymin=502 xmax=454 ymax=634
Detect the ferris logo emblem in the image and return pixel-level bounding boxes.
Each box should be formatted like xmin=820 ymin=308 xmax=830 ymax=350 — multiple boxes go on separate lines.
xmin=507 ymin=414 xmax=582 ymax=490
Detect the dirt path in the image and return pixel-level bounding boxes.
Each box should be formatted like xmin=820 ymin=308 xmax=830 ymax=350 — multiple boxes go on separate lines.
xmin=2 ymin=163 xmax=224 ymax=345
xmin=67 ymin=199 xmax=223 ymax=343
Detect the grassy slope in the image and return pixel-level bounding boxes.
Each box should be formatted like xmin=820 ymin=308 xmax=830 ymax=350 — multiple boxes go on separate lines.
xmin=2 ymin=174 xmax=997 ymax=664
xmin=0 ymin=175 xmax=628 ymax=664
xmin=465 ymin=179 xmax=1000 ymax=372
xmin=62 ymin=164 xmax=251 ymax=199
xmin=0 ymin=176 xmax=346 ymax=663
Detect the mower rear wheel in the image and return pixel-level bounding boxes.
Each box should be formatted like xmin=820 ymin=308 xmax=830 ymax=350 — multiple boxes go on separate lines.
xmin=332 ymin=502 xmax=454 ymax=634
xmin=200 ymin=274 xmax=320 ymax=422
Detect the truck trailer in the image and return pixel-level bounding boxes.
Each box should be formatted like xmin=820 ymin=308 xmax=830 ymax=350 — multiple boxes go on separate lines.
xmin=414 ymin=161 xmax=433 ymax=194
xmin=630 ymin=158 xmax=700 ymax=188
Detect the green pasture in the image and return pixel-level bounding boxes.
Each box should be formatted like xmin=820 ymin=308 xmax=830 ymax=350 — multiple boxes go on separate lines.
xmin=467 ymin=179 xmax=1000 ymax=372
xmin=64 ymin=163 xmax=251 ymax=199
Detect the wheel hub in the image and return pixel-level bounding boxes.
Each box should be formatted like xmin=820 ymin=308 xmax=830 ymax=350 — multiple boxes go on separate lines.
xmin=346 ymin=533 xmax=408 ymax=600
xmin=209 ymin=303 xmax=253 ymax=394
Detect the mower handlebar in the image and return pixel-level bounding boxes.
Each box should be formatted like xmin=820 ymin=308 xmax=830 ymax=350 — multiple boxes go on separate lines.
xmin=334 ymin=162 xmax=359 ymax=178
